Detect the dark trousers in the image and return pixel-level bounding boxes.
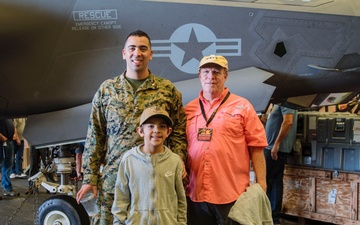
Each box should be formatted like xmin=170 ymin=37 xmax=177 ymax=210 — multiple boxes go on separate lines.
xmin=187 ymin=197 xmax=240 ymax=225
xmin=264 ymin=150 xmax=287 ymax=224
xmin=28 ymin=146 xmax=48 ymax=188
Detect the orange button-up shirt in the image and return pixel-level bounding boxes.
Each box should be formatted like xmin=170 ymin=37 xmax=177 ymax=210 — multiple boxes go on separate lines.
xmin=185 ymin=88 xmax=267 ymax=204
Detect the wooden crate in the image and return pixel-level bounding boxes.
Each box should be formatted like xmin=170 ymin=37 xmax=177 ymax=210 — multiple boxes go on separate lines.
xmin=283 ymin=165 xmax=360 ymax=225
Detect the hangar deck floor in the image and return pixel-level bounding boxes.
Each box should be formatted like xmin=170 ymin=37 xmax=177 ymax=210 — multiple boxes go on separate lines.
xmin=0 ymin=176 xmax=335 ymax=225
xmin=0 ymin=175 xmax=83 ymax=225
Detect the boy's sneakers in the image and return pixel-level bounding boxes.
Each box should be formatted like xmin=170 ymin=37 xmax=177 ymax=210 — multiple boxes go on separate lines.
xmin=3 ymin=190 xmax=20 ymax=197
xmin=15 ymin=173 xmax=27 ymax=178
xmin=10 ymin=173 xmax=16 ymax=179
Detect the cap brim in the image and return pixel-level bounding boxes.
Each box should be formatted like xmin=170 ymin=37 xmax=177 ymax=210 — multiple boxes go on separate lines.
xmin=141 ymin=114 xmax=173 ymax=126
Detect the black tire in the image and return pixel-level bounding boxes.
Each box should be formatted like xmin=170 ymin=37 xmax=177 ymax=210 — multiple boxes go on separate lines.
xmin=38 ymin=195 xmax=90 ymax=225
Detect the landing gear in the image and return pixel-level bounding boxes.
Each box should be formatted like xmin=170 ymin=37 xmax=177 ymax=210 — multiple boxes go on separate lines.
xmin=30 ymin=143 xmax=91 ymax=225
xmin=38 ymin=195 xmax=90 ymax=225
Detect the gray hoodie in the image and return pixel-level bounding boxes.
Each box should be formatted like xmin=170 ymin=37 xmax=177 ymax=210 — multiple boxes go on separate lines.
xmin=112 ymin=145 xmax=187 ymax=225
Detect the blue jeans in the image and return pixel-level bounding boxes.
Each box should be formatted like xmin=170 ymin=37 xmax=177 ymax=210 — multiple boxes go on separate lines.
xmin=264 ymin=150 xmax=287 ymax=225
xmin=0 ymin=142 xmax=3 ymax=168
xmin=2 ymin=140 xmax=15 ymax=191
xmin=11 ymin=140 xmax=24 ymax=175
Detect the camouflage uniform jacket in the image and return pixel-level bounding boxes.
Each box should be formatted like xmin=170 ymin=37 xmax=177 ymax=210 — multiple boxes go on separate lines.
xmin=82 ymin=72 xmax=187 ymax=193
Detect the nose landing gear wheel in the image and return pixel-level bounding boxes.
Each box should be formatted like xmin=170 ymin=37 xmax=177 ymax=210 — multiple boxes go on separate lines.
xmin=38 ymin=195 xmax=90 ymax=225
xmin=43 ymin=210 xmax=70 ymax=224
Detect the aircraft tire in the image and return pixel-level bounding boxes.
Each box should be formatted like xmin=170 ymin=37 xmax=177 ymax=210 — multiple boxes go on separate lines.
xmin=38 ymin=194 xmax=90 ymax=225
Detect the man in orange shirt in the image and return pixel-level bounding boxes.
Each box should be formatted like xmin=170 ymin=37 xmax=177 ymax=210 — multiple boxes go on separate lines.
xmin=185 ymin=55 xmax=268 ymax=225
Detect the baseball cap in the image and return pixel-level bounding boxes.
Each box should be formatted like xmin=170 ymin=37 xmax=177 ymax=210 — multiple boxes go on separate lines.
xmin=199 ymin=55 xmax=228 ymax=70
xmin=140 ymin=106 xmax=173 ymax=126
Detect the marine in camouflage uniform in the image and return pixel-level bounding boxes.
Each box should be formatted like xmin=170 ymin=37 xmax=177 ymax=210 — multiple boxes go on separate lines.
xmin=82 ymin=72 xmax=187 ymax=225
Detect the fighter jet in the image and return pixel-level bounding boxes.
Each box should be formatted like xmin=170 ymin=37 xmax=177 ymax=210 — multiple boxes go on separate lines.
xmin=1 ymin=0 xmax=360 ymax=145
xmin=2 ymin=1 xmax=360 ymax=224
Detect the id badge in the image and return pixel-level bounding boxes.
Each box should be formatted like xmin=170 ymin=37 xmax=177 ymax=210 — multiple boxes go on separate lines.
xmin=197 ymin=128 xmax=213 ymax=141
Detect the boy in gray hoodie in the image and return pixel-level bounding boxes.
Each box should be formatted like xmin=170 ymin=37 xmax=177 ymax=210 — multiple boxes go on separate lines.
xmin=112 ymin=106 xmax=187 ymax=225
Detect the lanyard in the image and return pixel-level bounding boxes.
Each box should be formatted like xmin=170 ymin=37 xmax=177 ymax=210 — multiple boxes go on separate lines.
xmin=199 ymin=91 xmax=230 ymax=127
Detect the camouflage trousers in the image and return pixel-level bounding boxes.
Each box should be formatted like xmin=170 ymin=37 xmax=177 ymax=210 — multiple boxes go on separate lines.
xmin=91 ymin=191 xmax=115 ymax=225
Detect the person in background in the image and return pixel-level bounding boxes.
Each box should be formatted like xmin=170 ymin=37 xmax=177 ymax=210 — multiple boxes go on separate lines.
xmin=75 ymin=142 xmax=85 ymax=180
xmin=26 ymin=146 xmax=49 ymax=194
xmin=264 ymin=104 xmax=297 ymax=225
xmin=185 ymin=55 xmax=268 ymax=225
xmin=76 ymin=30 xmax=187 ymax=225
xmin=112 ymin=106 xmax=186 ymax=225
xmin=0 ymin=119 xmax=20 ymax=197
xmin=10 ymin=118 xmax=27 ymax=179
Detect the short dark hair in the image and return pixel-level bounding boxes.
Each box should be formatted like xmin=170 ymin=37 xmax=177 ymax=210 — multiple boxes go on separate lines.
xmin=125 ymin=30 xmax=151 ymax=48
